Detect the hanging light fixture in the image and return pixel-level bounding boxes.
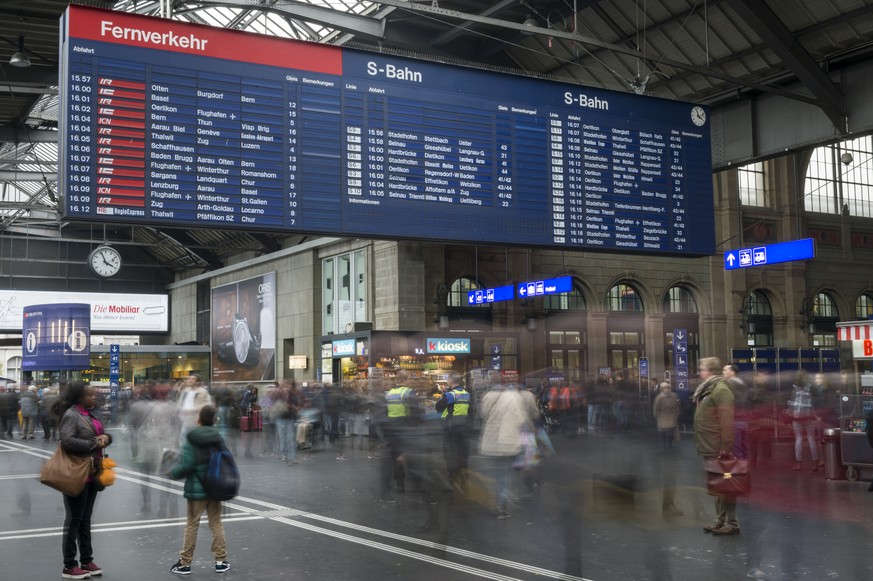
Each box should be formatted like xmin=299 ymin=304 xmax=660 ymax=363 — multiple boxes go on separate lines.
xmin=10 ymin=36 xmax=31 ymax=68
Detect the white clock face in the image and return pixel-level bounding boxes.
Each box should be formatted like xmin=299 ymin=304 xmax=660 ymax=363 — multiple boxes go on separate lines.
xmin=691 ymin=106 xmax=706 ymax=126
xmin=89 ymin=246 xmax=122 ymax=278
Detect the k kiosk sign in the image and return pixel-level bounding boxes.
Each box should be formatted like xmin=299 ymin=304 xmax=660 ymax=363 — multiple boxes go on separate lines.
xmin=425 ymin=338 xmax=471 ymax=354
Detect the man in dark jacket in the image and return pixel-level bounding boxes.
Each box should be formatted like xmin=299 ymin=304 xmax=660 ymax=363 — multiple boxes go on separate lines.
xmin=693 ymin=357 xmax=739 ymax=536
xmin=169 ymin=405 xmax=230 ymax=575
xmin=0 ymin=387 xmax=18 ymax=438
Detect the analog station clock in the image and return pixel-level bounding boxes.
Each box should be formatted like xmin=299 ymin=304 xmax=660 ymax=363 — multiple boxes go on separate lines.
xmin=88 ymin=245 xmax=122 ymax=278
xmin=691 ymin=105 xmax=707 ymax=126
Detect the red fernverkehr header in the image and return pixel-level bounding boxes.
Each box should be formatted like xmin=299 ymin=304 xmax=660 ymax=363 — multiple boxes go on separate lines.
xmin=66 ymin=5 xmax=343 ymax=76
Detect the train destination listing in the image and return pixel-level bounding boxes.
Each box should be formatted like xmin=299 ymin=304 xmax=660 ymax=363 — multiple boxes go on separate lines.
xmin=60 ymin=6 xmax=715 ymax=256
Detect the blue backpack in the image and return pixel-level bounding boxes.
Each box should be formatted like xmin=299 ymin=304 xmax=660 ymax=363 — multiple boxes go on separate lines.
xmin=197 ymin=444 xmax=240 ymax=501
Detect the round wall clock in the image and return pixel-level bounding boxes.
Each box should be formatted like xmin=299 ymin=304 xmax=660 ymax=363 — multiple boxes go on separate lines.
xmin=88 ymin=245 xmax=122 ymax=278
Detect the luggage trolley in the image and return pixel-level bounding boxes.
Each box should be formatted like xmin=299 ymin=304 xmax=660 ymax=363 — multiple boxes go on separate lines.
xmin=838 ymin=393 xmax=873 ymax=481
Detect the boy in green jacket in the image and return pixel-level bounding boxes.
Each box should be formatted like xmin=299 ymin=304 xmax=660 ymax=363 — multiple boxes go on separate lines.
xmin=169 ymin=405 xmax=230 ymax=575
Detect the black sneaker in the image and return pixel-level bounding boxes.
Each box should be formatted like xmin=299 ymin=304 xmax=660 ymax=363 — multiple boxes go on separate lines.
xmin=170 ymin=561 xmax=191 ymax=575
xmin=215 ymin=561 xmax=230 ymax=573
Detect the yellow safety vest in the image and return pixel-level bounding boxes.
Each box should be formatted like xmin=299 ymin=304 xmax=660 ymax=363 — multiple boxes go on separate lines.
xmin=441 ymin=387 xmax=470 ymax=418
xmin=386 ymin=386 xmax=414 ymax=418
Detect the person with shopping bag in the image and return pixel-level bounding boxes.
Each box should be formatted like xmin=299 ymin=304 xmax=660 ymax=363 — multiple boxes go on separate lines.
xmin=693 ymin=357 xmax=741 ymax=536
xmin=56 ymin=381 xmax=113 ymax=579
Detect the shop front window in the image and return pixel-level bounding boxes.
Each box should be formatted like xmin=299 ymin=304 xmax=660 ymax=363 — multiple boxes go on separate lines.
xmin=322 ymin=250 xmax=368 ymax=335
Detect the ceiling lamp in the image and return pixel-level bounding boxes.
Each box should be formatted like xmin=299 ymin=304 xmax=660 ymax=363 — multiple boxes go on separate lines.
xmin=10 ymin=36 xmax=31 ymax=68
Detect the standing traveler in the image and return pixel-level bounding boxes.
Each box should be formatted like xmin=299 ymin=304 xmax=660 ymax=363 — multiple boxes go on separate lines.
xmin=177 ymin=374 xmax=212 ymax=449
xmin=57 ymin=381 xmax=113 ymax=579
xmin=788 ymin=370 xmax=821 ymax=471
xmin=169 ymin=405 xmax=230 ymax=575
xmin=434 ymin=372 xmax=472 ymax=490
xmin=20 ymin=385 xmax=40 ymax=439
xmin=693 ymin=357 xmax=740 ymax=535
xmin=273 ymin=381 xmax=303 ymax=465
xmin=42 ymin=387 xmax=61 ymax=440
xmin=724 ymin=363 xmax=749 ymax=459
xmin=653 ymin=381 xmax=683 ymax=516
xmin=381 ymin=371 xmax=419 ymax=500
xmin=653 ymin=382 xmax=680 ymax=449
xmin=0 ymin=386 xmax=19 ymax=438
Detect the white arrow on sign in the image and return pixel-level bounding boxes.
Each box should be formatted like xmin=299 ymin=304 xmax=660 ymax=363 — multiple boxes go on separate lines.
xmin=726 ymin=253 xmax=736 ymax=266
xmin=675 ymin=331 xmax=685 ymax=340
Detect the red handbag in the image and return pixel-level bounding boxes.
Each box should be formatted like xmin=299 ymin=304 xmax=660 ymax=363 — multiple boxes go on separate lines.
xmin=704 ymin=457 xmax=751 ymax=497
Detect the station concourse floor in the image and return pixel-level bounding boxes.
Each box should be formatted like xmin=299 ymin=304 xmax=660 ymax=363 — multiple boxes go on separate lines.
xmin=2 ymin=424 xmax=872 ymax=581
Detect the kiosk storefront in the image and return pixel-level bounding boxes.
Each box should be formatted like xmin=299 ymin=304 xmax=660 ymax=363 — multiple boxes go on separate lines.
xmin=319 ymin=330 xmax=519 ymax=395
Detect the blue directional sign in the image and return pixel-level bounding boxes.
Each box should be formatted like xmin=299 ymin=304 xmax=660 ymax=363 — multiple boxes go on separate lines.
xmin=724 ymin=238 xmax=815 ymax=270
xmin=468 ymin=285 xmax=515 ymax=305
xmin=639 ymin=357 xmax=649 ymax=380
xmin=672 ymin=328 xmax=689 ymax=391
xmin=517 ymin=276 xmax=573 ymax=299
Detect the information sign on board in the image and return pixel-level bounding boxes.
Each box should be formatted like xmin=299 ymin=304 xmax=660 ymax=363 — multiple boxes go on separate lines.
xmin=60 ymin=6 xmax=714 ymax=256
xmin=22 ymin=303 xmax=91 ymax=371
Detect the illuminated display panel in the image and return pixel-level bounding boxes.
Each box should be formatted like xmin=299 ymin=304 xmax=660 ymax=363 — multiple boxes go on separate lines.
xmin=60 ymin=6 xmax=715 ymax=256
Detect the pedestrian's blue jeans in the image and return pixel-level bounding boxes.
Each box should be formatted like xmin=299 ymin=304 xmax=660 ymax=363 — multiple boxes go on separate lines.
xmin=275 ymin=418 xmax=297 ymax=461
xmin=492 ymin=455 xmax=515 ymax=511
xmin=792 ymin=419 xmax=818 ymax=462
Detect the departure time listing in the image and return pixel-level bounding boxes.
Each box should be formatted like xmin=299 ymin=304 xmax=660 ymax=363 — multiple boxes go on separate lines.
xmin=63 ymin=36 xmax=710 ymax=254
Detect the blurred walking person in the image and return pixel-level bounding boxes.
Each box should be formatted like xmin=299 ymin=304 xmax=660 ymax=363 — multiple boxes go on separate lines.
xmin=479 ymin=382 xmax=538 ymax=519
xmin=434 ymin=372 xmax=472 ymax=491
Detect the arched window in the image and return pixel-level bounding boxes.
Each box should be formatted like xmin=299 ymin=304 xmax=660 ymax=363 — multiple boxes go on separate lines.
xmin=544 ymin=286 xmax=586 ymax=311
xmin=742 ymin=290 xmax=773 ymax=347
xmin=813 ymin=292 xmax=838 ymax=318
xmin=448 ymin=277 xmax=485 ymax=307
xmin=663 ymin=286 xmax=698 ymax=313
xmin=607 ymin=283 xmax=643 ymax=312
xmin=810 ymin=291 xmax=839 ymax=347
xmin=856 ymin=293 xmax=873 ymax=319
xmin=804 ymin=134 xmax=873 ymax=216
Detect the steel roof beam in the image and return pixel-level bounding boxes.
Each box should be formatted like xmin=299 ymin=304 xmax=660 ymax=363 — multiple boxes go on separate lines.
xmin=725 ymin=0 xmax=846 ymax=131
xmin=183 ymin=0 xmax=386 ymax=40
xmin=155 ymin=228 xmax=224 ymax=270
xmin=0 ymin=128 xmax=57 ymax=143
xmin=369 ymin=0 xmax=846 ymax=119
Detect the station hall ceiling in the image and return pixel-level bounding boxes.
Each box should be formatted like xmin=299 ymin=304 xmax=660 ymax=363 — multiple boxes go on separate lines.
xmin=0 ymin=0 xmax=871 ymax=274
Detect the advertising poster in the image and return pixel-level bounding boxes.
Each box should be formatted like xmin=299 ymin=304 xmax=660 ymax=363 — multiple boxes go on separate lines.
xmin=211 ymin=273 xmax=276 ymax=382
xmin=0 ymin=290 xmax=168 ymax=332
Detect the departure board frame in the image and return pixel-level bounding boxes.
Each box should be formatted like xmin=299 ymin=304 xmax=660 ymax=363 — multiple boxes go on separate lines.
xmin=60 ymin=5 xmax=715 ymax=256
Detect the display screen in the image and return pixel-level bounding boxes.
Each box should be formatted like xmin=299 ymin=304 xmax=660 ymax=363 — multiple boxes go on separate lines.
xmin=60 ymin=6 xmax=715 ymax=256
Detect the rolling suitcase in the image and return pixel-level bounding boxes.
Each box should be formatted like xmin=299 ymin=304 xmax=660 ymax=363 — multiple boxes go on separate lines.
xmin=240 ymin=415 xmax=251 ymax=432
xmin=252 ymin=409 xmax=262 ymax=431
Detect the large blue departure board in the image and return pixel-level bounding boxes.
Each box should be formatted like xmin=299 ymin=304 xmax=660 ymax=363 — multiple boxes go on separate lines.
xmin=60 ymin=6 xmax=715 ymax=255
